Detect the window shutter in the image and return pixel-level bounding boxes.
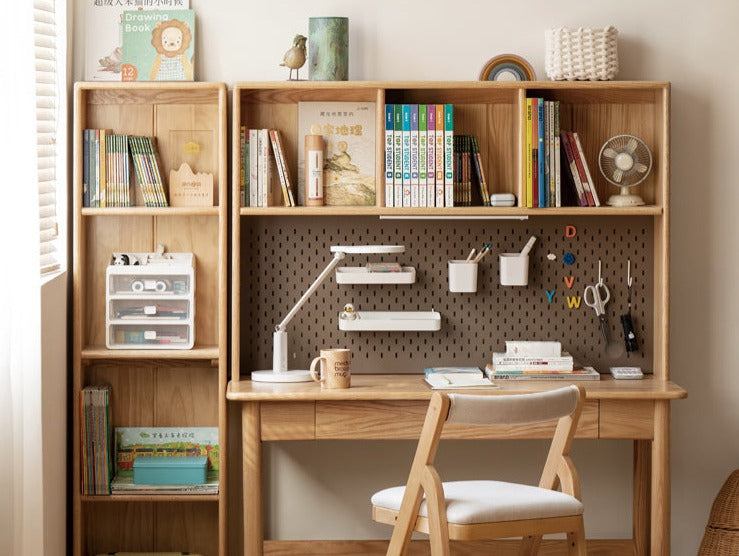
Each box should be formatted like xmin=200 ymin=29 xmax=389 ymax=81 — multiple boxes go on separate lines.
xmin=34 ymin=0 xmax=60 ymax=275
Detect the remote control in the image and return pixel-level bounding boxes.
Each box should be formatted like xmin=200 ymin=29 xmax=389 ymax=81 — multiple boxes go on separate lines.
xmin=609 ymin=366 xmax=644 ymax=380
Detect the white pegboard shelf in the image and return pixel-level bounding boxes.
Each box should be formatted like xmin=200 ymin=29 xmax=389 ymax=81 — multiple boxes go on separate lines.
xmin=338 ymin=311 xmax=441 ymax=331
xmin=336 ymin=266 xmax=416 ymax=284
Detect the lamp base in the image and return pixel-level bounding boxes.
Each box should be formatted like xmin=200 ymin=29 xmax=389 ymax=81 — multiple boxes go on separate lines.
xmin=251 ymin=369 xmax=313 ymax=383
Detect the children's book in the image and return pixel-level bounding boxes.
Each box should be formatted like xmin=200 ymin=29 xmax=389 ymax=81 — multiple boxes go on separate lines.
xmin=297 ymin=102 xmax=376 ymax=206
xmin=121 ymin=9 xmax=195 ymax=82
xmin=83 ymin=0 xmax=190 ymax=81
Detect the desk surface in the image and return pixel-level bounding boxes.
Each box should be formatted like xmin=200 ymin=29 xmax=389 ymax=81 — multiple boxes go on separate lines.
xmin=227 ymin=374 xmax=687 ymax=402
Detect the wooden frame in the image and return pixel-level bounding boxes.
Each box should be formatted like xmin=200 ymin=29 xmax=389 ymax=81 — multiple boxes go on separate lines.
xmin=372 ymin=388 xmax=586 ymax=556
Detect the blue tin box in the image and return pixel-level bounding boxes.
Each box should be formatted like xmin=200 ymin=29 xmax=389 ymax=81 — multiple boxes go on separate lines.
xmin=133 ymin=456 xmax=207 ymax=485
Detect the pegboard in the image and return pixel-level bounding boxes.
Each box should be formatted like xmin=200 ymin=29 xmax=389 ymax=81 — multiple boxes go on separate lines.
xmin=239 ymin=216 xmax=653 ymax=375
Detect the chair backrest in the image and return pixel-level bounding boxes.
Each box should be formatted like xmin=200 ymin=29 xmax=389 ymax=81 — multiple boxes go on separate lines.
xmin=446 ymin=386 xmax=581 ymax=426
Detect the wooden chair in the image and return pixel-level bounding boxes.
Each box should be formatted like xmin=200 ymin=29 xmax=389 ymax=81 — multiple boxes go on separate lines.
xmin=371 ymin=385 xmax=586 ymax=555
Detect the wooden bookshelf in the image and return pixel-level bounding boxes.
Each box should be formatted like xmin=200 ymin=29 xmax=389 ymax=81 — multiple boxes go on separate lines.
xmin=72 ymin=82 xmax=228 ymax=556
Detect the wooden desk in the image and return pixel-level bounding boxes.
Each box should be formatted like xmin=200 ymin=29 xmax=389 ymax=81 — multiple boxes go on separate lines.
xmin=227 ymin=374 xmax=686 ymax=556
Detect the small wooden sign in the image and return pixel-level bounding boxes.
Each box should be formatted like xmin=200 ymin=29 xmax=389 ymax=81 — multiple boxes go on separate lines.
xmin=169 ymin=163 xmax=214 ymax=207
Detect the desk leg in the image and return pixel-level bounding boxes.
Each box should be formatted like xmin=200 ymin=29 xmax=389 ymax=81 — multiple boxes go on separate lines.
xmin=651 ymin=401 xmax=670 ymax=555
xmin=633 ymin=439 xmax=651 ymax=555
xmin=243 ymin=402 xmax=263 ymax=556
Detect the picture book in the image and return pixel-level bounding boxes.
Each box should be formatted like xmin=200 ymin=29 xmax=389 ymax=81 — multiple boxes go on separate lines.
xmin=297 ymin=102 xmax=376 ymax=206
xmin=83 ymin=0 xmax=190 ymax=81
xmin=121 ymin=9 xmax=195 ymax=82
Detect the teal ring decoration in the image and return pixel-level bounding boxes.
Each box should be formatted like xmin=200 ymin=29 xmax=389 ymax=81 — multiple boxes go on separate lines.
xmin=479 ymin=54 xmax=536 ymax=81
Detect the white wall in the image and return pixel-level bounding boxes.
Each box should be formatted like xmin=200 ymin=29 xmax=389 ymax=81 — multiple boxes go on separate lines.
xmin=72 ymin=1 xmax=739 ymax=553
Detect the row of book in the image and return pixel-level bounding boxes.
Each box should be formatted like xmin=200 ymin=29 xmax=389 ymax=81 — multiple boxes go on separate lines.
xmin=82 ymin=130 xmax=168 ymax=207
xmin=524 ymin=99 xmax=601 ymax=208
xmin=384 ymin=103 xmax=458 ymax=208
xmin=486 ymin=341 xmax=600 ymax=380
xmin=453 ymin=135 xmax=491 ymax=207
xmin=80 ymin=385 xmax=112 ymax=495
xmin=238 ymin=127 xmax=296 ymax=207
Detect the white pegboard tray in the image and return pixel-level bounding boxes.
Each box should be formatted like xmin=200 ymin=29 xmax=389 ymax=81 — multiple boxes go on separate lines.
xmin=338 ymin=311 xmax=441 ymax=332
xmin=335 ymin=266 xmax=416 ymax=284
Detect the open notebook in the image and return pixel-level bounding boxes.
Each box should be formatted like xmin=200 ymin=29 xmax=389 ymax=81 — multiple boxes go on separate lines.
xmin=424 ymin=372 xmax=499 ymax=390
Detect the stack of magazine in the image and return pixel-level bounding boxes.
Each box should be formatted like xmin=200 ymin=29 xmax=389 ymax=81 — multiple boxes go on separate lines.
xmin=485 ymin=341 xmax=600 ymax=381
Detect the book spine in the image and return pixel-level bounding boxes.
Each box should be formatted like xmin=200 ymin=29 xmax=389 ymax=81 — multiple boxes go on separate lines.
xmin=245 ymin=136 xmax=250 ymax=207
xmin=410 ymin=104 xmax=419 ymax=207
xmin=385 ymin=104 xmax=394 ymax=207
xmin=426 ymin=105 xmax=436 ymax=207
xmin=561 ymin=131 xmax=586 ymax=206
xmin=273 ymin=129 xmax=295 ymax=206
xmin=548 ymin=101 xmax=555 ymax=207
xmin=259 ymin=129 xmax=269 ymax=207
xmin=470 ymin=136 xmax=489 ymax=206
xmin=240 ymin=126 xmax=246 ymax=207
xmin=554 ymin=101 xmax=561 ymax=207
xmin=99 ymin=129 xmax=107 ymax=208
xmin=453 ymin=135 xmax=460 ymax=205
xmin=418 ymin=104 xmax=427 ymax=208
xmin=543 ymin=101 xmax=550 ymax=207
xmin=269 ymin=130 xmax=290 ymax=207
xmin=537 ymin=99 xmax=545 ymax=208
xmin=393 ymin=105 xmax=403 ymax=208
xmin=83 ymin=130 xmax=90 ymax=207
xmin=530 ymin=99 xmax=538 ymax=208
xmin=249 ymin=130 xmax=258 ymax=207
xmin=573 ymin=132 xmax=600 ymax=206
xmin=525 ymin=99 xmax=532 ymax=207
xmin=401 ymin=104 xmax=411 ymax=207
xmin=148 ymin=137 xmax=167 ymax=207
xmin=568 ymin=131 xmax=594 ymax=206
xmin=444 ymin=104 xmax=454 ymax=207
xmin=435 ymin=104 xmax=444 ymax=207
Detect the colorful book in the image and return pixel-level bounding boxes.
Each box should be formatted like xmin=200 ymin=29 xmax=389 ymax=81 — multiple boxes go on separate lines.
xmin=249 ymin=129 xmax=258 ymax=207
xmin=530 ymin=98 xmax=538 ymax=208
xmin=83 ymin=130 xmax=90 ymax=207
xmin=410 ymin=104 xmax=419 ymax=207
xmin=548 ymin=101 xmax=556 ymax=207
xmin=99 ymin=129 xmax=107 ymax=207
xmin=470 ymin=136 xmax=490 ymax=206
xmin=401 ymin=104 xmax=411 ymax=207
xmin=121 ymin=10 xmax=195 ymax=82
xmin=418 ymin=105 xmax=427 ymax=207
xmin=567 ymin=132 xmax=594 ymax=206
xmin=537 ymin=98 xmax=545 ymax=208
xmin=426 ymin=105 xmax=436 ymax=207
xmin=554 ymin=102 xmax=561 ymax=207
xmin=485 ymin=364 xmax=601 ymax=381
xmin=561 ymin=131 xmax=586 ymax=206
xmin=573 ymin=132 xmax=600 ymax=206
xmin=393 ymin=105 xmax=403 ymax=207
xmin=444 ymin=104 xmax=454 ymax=207
xmin=525 ymin=99 xmax=532 ymax=208
xmin=385 ymin=105 xmax=394 ymax=207
xmin=80 ymin=385 xmax=112 ymax=495
xmin=269 ymin=129 xmax=293 ymax=207
xmin=543 ymin=101 xmax=550 ymax=207
xmin=239 ymin=126 xmax=246 ymax=207
xmin=435 ymin=104 xmax=445 ymax=206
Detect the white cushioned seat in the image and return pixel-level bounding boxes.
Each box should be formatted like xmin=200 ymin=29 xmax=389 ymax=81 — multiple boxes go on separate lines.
xmin=372 ymin=480 xmax=584 ymax=525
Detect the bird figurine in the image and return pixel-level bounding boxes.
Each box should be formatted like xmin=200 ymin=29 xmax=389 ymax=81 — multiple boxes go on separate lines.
xmin=280 ymin=34 xmax=307 ymax=80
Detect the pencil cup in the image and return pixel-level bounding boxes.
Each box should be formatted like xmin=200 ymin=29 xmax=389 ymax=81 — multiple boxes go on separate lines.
xmin=448 ymin=261 xmax=478 ymax=293
xmin=499 ymin=253 xmax=529 ymax=286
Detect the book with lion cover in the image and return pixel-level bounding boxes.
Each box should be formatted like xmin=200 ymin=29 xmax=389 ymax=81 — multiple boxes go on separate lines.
xmin=121 ymin=9 xmax=195 ymax=82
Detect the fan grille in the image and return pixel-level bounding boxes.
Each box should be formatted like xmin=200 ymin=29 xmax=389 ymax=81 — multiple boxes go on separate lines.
xmin=598 ymin=134 xmax=652 ymax=187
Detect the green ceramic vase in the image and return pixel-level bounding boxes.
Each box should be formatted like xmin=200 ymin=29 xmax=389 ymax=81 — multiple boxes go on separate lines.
xmin=308 ymin=17 xmax=348 ymax=81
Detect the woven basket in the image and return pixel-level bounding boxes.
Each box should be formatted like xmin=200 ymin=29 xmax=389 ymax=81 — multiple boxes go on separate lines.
xmin=545 ymin=26 xmax=619 ymax=81
xmin=698 ymin=469 xmax=739 ymax=555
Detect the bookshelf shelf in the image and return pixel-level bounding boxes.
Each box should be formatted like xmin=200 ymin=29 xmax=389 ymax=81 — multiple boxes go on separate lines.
xmin=73 ymin=82 xmax=228 ymax=556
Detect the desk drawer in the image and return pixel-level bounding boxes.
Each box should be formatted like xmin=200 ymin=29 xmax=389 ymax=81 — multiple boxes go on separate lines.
xmin=261 ymin=402 xmax=315 ymax=440
xmin=600 ymin=400 xmax=654 ymax=439
xmin=315 ymin=400 xmax=598 ymax=440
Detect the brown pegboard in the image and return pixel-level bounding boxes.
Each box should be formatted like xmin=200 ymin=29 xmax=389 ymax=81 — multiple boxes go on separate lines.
xmin=239 ymin=216 xmax=653 ymax=374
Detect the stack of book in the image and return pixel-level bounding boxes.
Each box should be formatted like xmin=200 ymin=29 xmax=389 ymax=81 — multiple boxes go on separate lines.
xmin=485 ymin=341 xmax=601 ymax=381
xmin=453 ymin=135 xmax=491 ymax=206
xmin=523 ymin=99 xmax=600 ymax=208
xmin=239 ymin=128 xmax=295 ymax=207
xmin=385 ymin=104 xmax=463 ymax=208
xmin=82 ymin=131 xmax=167 ymax=207
xmin=80 ymin=385 xmax=112 ymax=495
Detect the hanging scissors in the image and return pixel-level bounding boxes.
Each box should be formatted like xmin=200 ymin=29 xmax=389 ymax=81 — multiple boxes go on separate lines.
xmin=584 ymin=260 xmax=611 ymax=344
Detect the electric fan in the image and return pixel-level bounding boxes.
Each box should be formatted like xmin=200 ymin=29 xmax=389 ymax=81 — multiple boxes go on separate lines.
xmin=598 ymin=134 xmax=652 ymax=207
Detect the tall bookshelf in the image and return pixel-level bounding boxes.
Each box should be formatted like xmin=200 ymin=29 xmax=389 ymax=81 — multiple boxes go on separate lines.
xmin=72 ymin=82 xmax=228 ymax=556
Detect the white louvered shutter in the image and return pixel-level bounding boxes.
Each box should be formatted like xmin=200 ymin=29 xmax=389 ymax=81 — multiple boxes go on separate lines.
xmin=35 ymin=0 xmax=60 ymax=275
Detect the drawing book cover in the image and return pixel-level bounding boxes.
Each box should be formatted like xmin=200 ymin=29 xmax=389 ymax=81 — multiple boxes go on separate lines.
xmin=83 ymin=0 xmax=190 ymax=81
xmin=121 ymin=9 xmax=195 ymax=81
xmin=297 ymin=102 xmax=376 ymax=206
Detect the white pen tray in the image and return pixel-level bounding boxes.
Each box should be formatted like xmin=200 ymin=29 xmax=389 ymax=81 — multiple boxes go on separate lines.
xmin=338 ymin=310 xmax=441 ymax=331
xmin=335 ymin=266 xmax=416 ymax=284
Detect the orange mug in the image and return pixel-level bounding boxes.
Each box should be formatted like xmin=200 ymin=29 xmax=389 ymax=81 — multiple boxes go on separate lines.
xmin=310 ymin=348 xmax=351 ymax=389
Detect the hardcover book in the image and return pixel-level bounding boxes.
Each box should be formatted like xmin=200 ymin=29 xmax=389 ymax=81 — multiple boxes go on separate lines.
xmin=83 ymin=0 xmax=190 ymax=81
xmin=297 ymin=102 xmax=376 ymax=206
xmin=121 ymin=9 xmax=195 ymax=82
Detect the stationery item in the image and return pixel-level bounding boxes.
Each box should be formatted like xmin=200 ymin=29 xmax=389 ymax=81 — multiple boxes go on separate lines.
xmin=465 ymin=248 xmax=476 ymax=261
xmin=310 ymin=348 xmax=351 ymax=389
xmin=304 ymin=134 xmax=324 ymax=206
xmin=472 ymin=243 xmax=491 ymax=264
xmin=519 ymin=236 xmax=537 ymax=257
xmin=424 ymin=372 xmax=498 ymax=390
xmin=499 ymin=253 xmax=529 ymax=286
xmin=490 ymin=192 xmax=516 ymax=207
xmin=622 ymin=259 xmax=639 ymax=352
xmin=448 ymin=260 xmax=478 ymax=293
xmin=584 ymin=260 xmax=611 ymax=345
xmin=609 ymin=366 xmax=644 ymax=380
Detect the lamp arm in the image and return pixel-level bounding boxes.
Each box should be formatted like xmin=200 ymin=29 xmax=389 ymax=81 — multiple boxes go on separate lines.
xmin=276 ymin=251 xmax=346 ymax=331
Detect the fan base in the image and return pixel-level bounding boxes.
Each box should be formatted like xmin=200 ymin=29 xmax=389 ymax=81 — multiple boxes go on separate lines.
xmin=607 ymin=193 xmax=645 ymax=207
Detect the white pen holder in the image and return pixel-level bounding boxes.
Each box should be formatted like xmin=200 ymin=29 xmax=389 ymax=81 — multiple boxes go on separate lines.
xmin=448 ymin=260 xmax=478 ymax=293
xmin=499 ymin=253 xmax=529 ymax=286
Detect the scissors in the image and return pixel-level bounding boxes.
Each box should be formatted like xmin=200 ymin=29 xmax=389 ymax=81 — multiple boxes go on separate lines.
xmin=584 ymin=260 xmax=611 ymax=344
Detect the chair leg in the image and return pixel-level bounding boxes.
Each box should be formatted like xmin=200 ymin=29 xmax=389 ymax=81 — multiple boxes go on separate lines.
xmin=566 ymin=519 xmax=587 ymax=556
xmin=519 ymin=534 xmax=542 ymax=555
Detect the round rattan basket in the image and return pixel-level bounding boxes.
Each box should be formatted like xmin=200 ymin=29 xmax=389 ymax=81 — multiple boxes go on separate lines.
xmin=698 ymin=469 xmax=739 ymax=555
xmin=545 ymin=26 xmax=619 ymax=81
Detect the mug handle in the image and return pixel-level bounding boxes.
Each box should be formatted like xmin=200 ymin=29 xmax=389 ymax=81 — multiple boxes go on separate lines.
xmin=309 ymin=356 xmax=325 ymax=383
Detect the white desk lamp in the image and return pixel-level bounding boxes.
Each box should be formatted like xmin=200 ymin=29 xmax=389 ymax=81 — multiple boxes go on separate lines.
xmin=251 ymin=245 xmax=405 ymax=383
